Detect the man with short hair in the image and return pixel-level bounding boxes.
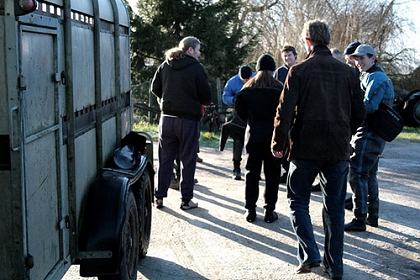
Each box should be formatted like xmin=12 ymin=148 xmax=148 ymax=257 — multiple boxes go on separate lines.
xmin=274 ymin=45 xmax=298 ymax=83
xmin=273 ymin=45 xmax=298 ymax=183
xmin=345 ymin=44 xmax=395 ymax=231
xmin=271 ymin=19 xmax=366 ymax=279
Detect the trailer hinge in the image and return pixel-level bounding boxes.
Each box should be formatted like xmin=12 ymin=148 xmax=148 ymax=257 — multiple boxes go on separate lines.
xmin=59 ymin=215 xmax=70 ymax=229
xmin=18 ymin=75 xmax=26 ymax=90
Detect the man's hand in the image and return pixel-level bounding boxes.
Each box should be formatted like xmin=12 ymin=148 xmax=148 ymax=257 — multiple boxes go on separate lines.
xmin=271 ymin=149 xmax=283 ymax=158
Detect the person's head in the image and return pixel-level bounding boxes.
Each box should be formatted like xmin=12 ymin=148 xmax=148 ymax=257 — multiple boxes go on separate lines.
xmin=165 ymin=36 xmax=201 ymax=60
xmin=179 ymin=36 xmax=201 ymax=59
xmin=344 ymin=41 xmax=361 ymax=67
xmin=281 ymin=45 xmax=297 ymax=67
xmin=245 ymin=54 xmax=281 ymax=88
xmin=238 ymin=65 xmax=253 ymax=83
xmin=302 ymin=19 xmax=330 ymax=52
xmin=350 ymin=44 xmax=377 ymax=72
xmin=331 ymin=48 xmax=344 ymax=62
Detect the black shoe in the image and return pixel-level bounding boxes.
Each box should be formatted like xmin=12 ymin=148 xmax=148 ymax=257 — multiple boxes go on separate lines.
xmin=264 ymin=210 xmax=278 ymax=223
xmin=321 ymin=263 xmax=342 ymax=279
xmin=232 ymin=169 xmax=241 ymax=180
xmin=310 ymin=183 xmax=321 ymax=192
xmin=344 ymin=218 xmax=366 ymax=232
xmin=366 ymin=216 xmax=378 ymax=227
xmin=295 ymin=261 xmax=320 ymax=274
xmin=245 ymin=208 xmax=256 ymax=222
xmin=279 ymin=174 xmax=287 ymax=183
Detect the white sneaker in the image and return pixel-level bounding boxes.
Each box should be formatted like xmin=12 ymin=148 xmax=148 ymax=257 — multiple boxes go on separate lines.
xmin=180 ymin=200 xmax=198 ymax=210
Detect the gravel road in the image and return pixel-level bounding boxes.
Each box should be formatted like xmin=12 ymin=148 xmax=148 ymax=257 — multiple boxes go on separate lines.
xmin=64 ymin=138 xmax=420 ymax=280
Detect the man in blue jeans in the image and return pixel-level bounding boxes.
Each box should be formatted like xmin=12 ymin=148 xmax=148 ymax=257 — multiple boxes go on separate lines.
xmin=344 ymin=44 xmax=395 ymax=231
xmin=271 ymin=20 xmax=366 ymax=279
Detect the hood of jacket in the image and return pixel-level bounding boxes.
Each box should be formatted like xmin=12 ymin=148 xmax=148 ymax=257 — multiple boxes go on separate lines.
xmin=166 ymin=54 xmax=200 ymax=70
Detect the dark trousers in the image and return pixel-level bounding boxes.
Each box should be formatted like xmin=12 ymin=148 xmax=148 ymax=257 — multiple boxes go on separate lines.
xmin=155 ymin=115 xmax=200 ymax=201
xmin=244 ymin=147 xmax=281 ymax=211
xmin=349 ymin=126 xmax=386 ymax=219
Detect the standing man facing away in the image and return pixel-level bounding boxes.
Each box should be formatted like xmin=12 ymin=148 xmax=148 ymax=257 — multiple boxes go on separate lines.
xmin=344 ymin=44 xmax=395 ymax=231
xmin=271 ymin=19 xmax=366 ymax=279
xmin=222 ymin=65 xmax=255 ymax=180
xmin=151 ymin=36 xmax=211 ymax=210
xmin=273 ymin=45 xmax=298 ymax=183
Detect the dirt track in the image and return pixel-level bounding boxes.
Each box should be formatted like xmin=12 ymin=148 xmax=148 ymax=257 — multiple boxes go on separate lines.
xmin=64 ymin=138 xmax=420 ymax=280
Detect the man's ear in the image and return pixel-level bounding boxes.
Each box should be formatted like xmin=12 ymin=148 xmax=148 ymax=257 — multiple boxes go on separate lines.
xmin=186 ymin=47 xmax=194 ymax=55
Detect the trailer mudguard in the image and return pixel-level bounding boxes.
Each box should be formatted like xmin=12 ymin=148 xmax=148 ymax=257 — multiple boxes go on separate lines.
xmin=78 ymin=170 xmax=130 ymax=275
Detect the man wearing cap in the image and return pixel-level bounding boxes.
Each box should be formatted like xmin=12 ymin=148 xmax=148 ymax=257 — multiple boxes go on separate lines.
xmin=343 ymin=41 xmax=361 ymax=68
xmin=235 ymin=54 xmax=283 ymax=223
xmin=344 ymin=44 xmax=395 ymax=231
xmin=222 ymin=65 xmax=256 ymax=180
xmin=271 ymin=19 xmax=366 ymax=279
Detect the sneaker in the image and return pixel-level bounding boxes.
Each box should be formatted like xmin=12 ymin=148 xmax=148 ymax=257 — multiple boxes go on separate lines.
xmin=366 ymin=216 xmax=378 ymax=227
xmin=344 ymin=218 xmax=366 ymax=231
xmin=232 ymin=169 xmax=241 ymax=180
xmin=264 ymin=210 xmax=278 ymax=223
xmin=155 ymin=198 xmax=163 ymax=209
xmin=180 ymin=200 xmax=198 ymax=210
xmin=245 ymin=208 xmax=256 ymax=222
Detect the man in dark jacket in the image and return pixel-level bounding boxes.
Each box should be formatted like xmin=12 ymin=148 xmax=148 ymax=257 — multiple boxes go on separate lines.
xmin=271 ymin=20 xmax=366 ymax=279
xmin=151 ymin=36 xmax=211 ymax=210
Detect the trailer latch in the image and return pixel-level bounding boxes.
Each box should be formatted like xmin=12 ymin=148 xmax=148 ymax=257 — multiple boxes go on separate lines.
xmin=59 ymin=215 xmax=70 ymax=229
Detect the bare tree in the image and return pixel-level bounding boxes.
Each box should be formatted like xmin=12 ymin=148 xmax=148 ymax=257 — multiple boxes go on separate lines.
xmin=239 ymin=0 xmax=418 ymax=78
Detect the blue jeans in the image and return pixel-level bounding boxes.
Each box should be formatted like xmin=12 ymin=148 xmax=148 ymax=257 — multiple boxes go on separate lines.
xmin=287 ymin=159 xmax=348 ymax=278
xmin=349 ymin=125 xmax=386 ymax=219
xmin=155 ymin=115 xmax=200 ymax=201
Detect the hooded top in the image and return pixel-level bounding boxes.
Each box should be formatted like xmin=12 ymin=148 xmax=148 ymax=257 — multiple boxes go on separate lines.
xmin=151 ymin=54 xmax=211 ymax=120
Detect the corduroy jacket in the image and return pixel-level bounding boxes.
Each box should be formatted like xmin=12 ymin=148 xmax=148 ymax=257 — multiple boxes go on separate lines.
xmin=271 ymin=45 xmax=366 ymax=161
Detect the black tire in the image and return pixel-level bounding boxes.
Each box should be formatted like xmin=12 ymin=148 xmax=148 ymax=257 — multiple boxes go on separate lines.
xmin=139 ymin=169 xmax=152 ymax=259
xmin=98 ymin=188 xmax=140 ymax=280
xmin=403 ymin=95 xmax=420 ymax=127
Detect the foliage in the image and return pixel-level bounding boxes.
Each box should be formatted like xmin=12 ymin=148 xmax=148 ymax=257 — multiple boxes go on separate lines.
xmin=130 ymin=0 xmax=258 ymax=85
xmin=399 ymin=126 xmax=420 ymax=142
xmin=133 ymin=121 xmax=222 ymax=147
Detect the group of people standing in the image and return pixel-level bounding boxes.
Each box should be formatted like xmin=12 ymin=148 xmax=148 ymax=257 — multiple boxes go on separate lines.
xmin=150 ymin=18 xmax=394 ymax=280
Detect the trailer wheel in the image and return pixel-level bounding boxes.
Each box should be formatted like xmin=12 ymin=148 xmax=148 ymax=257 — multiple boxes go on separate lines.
xmin=403 ymin=95 xmax=420 ymax=127
xmin=98 ymin=189 xmax=139 ymax=280
xmin=139 ymin=169 xmax=152 ymax=258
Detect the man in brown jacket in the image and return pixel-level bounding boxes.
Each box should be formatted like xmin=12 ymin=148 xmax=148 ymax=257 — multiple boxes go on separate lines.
xmin=271 ymin=19 xmax=366 ymax=279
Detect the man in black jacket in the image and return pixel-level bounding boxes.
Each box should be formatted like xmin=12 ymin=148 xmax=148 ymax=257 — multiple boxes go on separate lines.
xmin=151 ymin=36 xmax=211 ymax=210
xmin=271 ymin=20 xmax=366 ymax=279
